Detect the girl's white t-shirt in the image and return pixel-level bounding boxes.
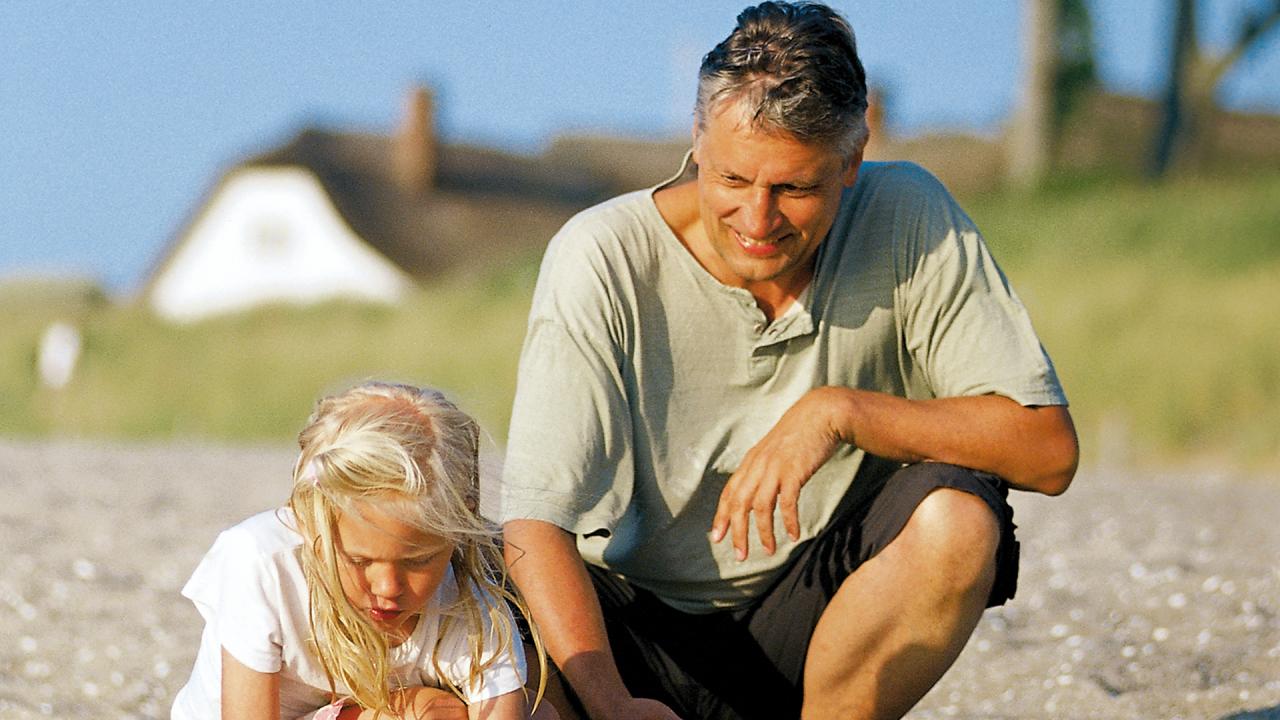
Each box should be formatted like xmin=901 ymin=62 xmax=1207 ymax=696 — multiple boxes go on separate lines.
xmin=171 ymin=509 xmax=526 ymax=720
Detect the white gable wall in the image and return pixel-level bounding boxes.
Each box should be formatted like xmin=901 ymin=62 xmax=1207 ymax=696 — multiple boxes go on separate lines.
xmin=149 ymin=168 xmax=413 ymax=322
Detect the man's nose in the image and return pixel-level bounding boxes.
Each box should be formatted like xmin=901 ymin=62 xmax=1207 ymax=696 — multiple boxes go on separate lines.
xmin=739 ymin=187 xmax=780 ymax=239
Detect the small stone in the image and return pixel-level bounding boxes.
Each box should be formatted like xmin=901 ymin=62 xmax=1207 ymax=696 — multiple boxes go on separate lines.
xmin=72 ymin=558 xmax=97 ymax=581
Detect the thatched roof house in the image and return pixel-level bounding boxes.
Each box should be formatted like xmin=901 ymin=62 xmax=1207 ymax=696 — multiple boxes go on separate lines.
xmin=145 ymin=88 xmax=686 ymax=322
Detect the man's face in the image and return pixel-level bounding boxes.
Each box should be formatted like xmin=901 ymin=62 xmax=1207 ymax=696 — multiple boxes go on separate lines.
xmin=691 ymin=100 xmax=861 ymax=302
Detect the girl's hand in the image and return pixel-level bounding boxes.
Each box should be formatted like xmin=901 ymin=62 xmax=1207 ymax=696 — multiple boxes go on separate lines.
xmin=335 ymin=687 xmax=467 ymax=720
xmin=401 ymin=687 xmax=468 ymax=720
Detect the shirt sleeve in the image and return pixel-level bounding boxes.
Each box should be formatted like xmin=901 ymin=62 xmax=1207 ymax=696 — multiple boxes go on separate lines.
xmin=182 ymin=525 xmax=286 ymax=674
xmin=896 ymin=168 xmax=1067 ymax=407
xmin=496 ymin=216 xmax=637 ymax=535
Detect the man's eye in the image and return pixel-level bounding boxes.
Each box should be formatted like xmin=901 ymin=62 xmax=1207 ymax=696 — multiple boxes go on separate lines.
xmin=781 ymin=185 xmax=816 ymax=196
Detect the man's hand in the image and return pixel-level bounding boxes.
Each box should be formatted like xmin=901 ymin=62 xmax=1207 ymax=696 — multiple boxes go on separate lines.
xmin=712 ymin=387 xmax=1079 ymax=562
xmin=711 ymin=388 xmax=845 ymax=560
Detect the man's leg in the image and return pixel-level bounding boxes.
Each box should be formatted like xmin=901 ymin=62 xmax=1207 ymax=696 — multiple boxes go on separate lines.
xmin=543 ymin=461 xmax=1017 ymax=720
xmin=800 ymin=485 xmax=1001 ymax=720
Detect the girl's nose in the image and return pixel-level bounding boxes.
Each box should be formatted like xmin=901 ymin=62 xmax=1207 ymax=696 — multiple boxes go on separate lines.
xmin=367 ymin=564 xmax=402 ymax=599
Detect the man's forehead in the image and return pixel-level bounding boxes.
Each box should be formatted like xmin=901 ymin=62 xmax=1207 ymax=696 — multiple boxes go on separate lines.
xmin=703 ymin=98 xmax=844 ymax=157
xmin=698 ymin=129 xmax=845 ymax=183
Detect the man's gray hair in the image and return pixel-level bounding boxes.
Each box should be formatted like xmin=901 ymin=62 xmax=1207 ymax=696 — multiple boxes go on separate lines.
xmin=696 ymin=1 xmax=869 ymax=157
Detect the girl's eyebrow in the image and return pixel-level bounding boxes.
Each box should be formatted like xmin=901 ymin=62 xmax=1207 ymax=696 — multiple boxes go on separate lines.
xmin=405 ymin=546 xmax=446 ymax=561
xmin=340 ymin=543 xmax=450 ymax=562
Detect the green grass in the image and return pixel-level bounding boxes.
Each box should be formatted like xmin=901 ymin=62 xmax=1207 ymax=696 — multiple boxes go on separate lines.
xmin=2 ymin=170 xmax=1278 ymax=468
xmin=0 ymin=255 xmax=539 ymax=443
xmin=969 ymin=169 xmax=1280 ymax=466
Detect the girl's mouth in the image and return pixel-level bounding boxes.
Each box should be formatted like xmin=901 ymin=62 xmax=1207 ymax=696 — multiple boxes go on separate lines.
xmin=369 ymin=607 xmax=402 ymax=622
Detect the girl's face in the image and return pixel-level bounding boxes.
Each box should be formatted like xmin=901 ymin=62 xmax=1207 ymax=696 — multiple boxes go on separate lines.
xmin=334 ymin=500 xmax=453 ymax=644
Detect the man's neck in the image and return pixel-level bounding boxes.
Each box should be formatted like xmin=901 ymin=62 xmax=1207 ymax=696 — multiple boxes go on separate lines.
xmin=749 ymin=274 xmax=811 ymax=322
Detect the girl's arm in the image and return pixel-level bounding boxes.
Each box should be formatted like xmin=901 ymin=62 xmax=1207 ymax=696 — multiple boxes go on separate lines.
xmin=467 ymin=689 xmax=533 ymax=720
xmin=221 ymin=647 xmax=280 ymax=720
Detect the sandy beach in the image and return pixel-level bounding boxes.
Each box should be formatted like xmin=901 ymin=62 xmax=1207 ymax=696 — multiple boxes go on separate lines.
xmin=1 ymin=439 xmax=1277 ymax=719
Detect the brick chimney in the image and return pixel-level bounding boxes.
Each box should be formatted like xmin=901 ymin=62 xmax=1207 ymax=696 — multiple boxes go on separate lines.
xmin=394 ymin=85 xmax=437 ymax=196
xmin=863 ymin=87 xmax=887 ymax=161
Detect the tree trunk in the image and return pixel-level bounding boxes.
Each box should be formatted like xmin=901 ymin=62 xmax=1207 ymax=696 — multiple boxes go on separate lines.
xmin=1149 ymin=0 xmax=1194 ymax=178
xmin=1008 ymin=0 xmax=1057 ymax=187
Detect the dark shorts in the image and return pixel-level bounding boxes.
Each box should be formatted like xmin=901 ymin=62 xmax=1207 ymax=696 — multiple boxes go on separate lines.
xmin=575 ymin=458 xmax=1020 ymax=720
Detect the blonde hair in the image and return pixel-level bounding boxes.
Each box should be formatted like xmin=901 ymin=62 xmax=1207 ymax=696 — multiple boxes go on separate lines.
xmin=285 ymin=381 xmax=544 ymax=713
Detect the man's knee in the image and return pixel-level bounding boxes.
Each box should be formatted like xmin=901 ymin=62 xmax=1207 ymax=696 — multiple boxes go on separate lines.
xmin=896 ymin=487 xmax=1001 ymax=597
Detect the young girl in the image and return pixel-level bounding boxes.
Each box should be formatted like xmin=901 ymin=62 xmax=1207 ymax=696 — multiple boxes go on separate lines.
xmin=172 ymin=382 xmax=549 ymax=720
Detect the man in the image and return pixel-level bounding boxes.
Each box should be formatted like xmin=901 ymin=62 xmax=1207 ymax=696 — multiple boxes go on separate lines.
xmin=499 ymin=3 xmax=1079 ymax=719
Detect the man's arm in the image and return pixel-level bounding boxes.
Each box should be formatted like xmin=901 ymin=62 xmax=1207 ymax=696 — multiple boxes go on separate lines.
xmin=712 ymin=388 xmax=1079 ymax=559
xmin=503 ymin=520 xmax=682 ymax=720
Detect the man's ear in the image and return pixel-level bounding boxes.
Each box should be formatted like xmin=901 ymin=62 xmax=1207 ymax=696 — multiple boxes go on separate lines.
xmin=842 ymin=149 xmax=864 ymax=187
xmin=691 ymin=121 xmax=702 ymax=166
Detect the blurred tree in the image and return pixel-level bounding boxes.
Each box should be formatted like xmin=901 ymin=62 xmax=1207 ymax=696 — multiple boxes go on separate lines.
xmin=1053 ymin=0 xmax=1097 ymax=135
xmin=1150 ymin=0 xmax=1280 ymax=177
xmin=1008 ymin=0 xmax=1098 ymax=187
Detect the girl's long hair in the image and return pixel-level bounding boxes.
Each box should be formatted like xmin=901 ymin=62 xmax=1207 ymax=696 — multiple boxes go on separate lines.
xmin=285 ymin=382 xmax=544 ymax=714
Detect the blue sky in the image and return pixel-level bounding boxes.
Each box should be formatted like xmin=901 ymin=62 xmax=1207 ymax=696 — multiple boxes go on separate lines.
xmin=3 ymin=1 xmax=1278 ymax=293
